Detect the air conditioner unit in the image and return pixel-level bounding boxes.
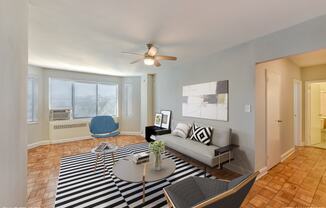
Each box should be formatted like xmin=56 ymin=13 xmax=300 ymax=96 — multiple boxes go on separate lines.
xmin=50 ymin=109 xmax=71 ymax=121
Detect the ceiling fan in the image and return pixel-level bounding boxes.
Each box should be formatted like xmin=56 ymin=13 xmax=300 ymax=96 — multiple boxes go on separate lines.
xmin=121 ymin=43 xmax=177 ymax=67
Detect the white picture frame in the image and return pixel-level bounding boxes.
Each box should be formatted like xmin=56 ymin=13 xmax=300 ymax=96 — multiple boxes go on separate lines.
xmin=154 ymin=113 xmax=163 ymax=127
xmin=160 ymin=110 xmax=171 ymax=129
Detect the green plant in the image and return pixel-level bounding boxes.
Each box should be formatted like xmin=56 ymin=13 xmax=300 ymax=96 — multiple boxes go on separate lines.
xmin=149 ymin=140 xmax=165 ymax=154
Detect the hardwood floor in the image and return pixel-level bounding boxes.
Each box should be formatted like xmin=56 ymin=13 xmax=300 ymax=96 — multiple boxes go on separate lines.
xmin=27 ymin=136 xmax=326 ymax=208
xmin=242 ymin=146 xmax=326 ymax=208
xmin=27 ymin=136 xmax=144 ymax=208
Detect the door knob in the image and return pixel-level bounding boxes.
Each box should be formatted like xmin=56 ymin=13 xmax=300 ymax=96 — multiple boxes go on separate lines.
xmin=277 ymin=120 xmax=283 ymax=123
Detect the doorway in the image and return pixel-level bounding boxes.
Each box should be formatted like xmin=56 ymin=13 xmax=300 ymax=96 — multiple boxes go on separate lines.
xmin=305 ymin=81 xmax=326 ymax=148
xmin=256 ymin=48 xmax=326 ymax=172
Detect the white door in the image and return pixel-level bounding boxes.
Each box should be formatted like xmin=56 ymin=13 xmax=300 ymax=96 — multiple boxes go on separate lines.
xmin=293 ymin=80 xmax=302 ymax=146
xmin=310 ymin=84 xmax=321 ymax=145
xmin=267 ymin=70 xmax=282 ymax=170
xmin=321 ymin=91 xmax=326 ymax=117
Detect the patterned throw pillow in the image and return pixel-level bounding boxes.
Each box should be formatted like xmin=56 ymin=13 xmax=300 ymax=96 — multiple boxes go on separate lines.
xmin=172 ymin=123 xmax=191 ymax=138
xmin=190 ymin=124 xmax=213 ymax=145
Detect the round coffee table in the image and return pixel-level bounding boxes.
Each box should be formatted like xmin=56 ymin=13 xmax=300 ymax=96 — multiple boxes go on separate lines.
xmin=112 ymin=157 xmax=176 ymax=203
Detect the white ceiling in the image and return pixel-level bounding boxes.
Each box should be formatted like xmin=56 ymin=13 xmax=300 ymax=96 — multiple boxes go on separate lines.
xmin=289 ymin=49 xmax=326 ymax=67
xmin=29 ymin=0 xmax=326 ymax=76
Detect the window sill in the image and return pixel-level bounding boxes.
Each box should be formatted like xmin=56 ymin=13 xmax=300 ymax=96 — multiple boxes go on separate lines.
xmin=28 ymin=121 xmax=39 ymax=125
xmin=49 ymin=116 xmax=120 ymax=124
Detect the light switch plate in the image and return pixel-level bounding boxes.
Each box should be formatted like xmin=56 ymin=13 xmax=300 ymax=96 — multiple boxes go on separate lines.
xmin=245 ymin=104 xmax=251 ymax=113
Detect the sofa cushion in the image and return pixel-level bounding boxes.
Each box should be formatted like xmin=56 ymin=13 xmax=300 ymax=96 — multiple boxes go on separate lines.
xmin=172 ymin=123 xmax=192 ymax=138
xmin=211 ymin=127 xmax=231 ymax=147
xmin=171 ymin=119 xmax=231 ymax=147
xmin=190 ymin=124 xmax=213 ymax=145
xmin=157 ymin=134 xmax=219 ymax=166
xmin=192 ymin=123 xmax=231 ymax=147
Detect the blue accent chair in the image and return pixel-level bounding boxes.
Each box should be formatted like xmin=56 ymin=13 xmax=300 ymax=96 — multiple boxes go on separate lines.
xmin=89 ymin=116 xmax=120 ymax=142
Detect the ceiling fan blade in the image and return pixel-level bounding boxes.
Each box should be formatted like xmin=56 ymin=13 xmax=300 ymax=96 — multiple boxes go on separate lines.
xmin=155 ymin=55 xmax=177 ymax=61
xmin=130 ymin=58 xmax=143 ymax=64
xmin=154 ymin=60 xmax=161 ymax=67
xmin=121 ymin=52 xmax=144 ymax=56
xmin=148 ymin=46 xmax=158 ymax=56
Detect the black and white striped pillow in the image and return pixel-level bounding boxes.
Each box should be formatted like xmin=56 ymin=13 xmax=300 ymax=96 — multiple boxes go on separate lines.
xmin=190 ymin=124 xmax=213 ymax=145
xmin=172 ymin=123 xmax=191 ymax=138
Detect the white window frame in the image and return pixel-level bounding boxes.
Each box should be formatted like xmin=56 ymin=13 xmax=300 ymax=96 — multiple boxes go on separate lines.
xmin=72 ymin=81 xmax=98 ymax=119
xmin=27 ymin=77 xmax=38 ymax=123
xmin=97 ymin=82 xmax=119 ymax=117
xmin=49 ymin=78 xmax=119 ymax=119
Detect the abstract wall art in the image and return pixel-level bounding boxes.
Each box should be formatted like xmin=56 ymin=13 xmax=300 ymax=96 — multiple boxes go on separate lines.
xmin=182 ymin=80 xmax=229 ymax=121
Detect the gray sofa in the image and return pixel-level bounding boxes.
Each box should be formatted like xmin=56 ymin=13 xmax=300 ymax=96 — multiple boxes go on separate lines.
xmin=156 ymin=120 xmax=232 ymax=167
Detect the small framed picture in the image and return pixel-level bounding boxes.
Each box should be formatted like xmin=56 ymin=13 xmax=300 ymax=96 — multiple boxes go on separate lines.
xmin=154 ymin=113 xmax=163 ymax=127
xmin=161 ymin=110 xmax=171 ymax=129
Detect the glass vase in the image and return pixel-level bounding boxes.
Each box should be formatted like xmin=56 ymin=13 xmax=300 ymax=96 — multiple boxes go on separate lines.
xmin=154 ymin=152 xmax=162 ymax=171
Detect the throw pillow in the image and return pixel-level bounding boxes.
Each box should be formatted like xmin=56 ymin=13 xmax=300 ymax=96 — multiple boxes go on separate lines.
xmin=172 ymin=123 xmax=191 ymax=138
xmin=190 ymin=124 xmax=213 ymax=145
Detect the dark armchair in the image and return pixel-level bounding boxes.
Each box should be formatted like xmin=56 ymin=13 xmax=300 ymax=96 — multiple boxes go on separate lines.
xmin=163 ymin=171 xmax=259 ymax=208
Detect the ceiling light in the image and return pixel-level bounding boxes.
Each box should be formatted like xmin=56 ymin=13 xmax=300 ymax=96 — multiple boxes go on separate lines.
xmin=144 ymin=57 xmax=154 ymax=65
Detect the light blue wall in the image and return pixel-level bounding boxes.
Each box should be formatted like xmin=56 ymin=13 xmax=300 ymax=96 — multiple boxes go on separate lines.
xmin=154 ymin=14 xmax=326 ymax=173
xmin=155 ymin=43 xmax=256 ymax=173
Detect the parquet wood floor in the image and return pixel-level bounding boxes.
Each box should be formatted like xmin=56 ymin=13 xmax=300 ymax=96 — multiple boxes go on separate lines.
xmin=27 ymin=136 xmax=326 ymax=208
xmin=27 ymin=136 xmax=144 ymax=208
xmin=242 ymin=147 xmax=326 ymax=208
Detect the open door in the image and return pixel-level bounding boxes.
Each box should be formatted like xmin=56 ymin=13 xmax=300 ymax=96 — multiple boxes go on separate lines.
xmin=266 ymin=70 xmax=282 ymax=170
xmin=293 ymin=80 xmax=302 ymax=146
xmin=310 ymin=83 xmax=321 ymax=145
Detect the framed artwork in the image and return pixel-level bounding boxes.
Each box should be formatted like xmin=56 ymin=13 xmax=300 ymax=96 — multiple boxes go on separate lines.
xmin=160 ymin=110 xmax=171 ymax=129
xmin=154 ymin=113 xmax=163 ymax=127
xmin=182 ymin=80 xmax=229 ymax=121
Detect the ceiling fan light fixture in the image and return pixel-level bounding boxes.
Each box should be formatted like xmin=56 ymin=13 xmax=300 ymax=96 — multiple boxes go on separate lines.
xmin=144 ymin=57 xmax=154 ymax=65
xmin=123 ymin=43 xmax=177 ymax=66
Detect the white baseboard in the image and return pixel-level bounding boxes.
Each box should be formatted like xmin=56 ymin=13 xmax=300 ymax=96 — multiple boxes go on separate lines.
xmin=297 ymin=141 xmax=304 ymax=146
xmin=28 ymin=132 xmax=143 ymax=149
xmin=50 ymin=136 xmax=91 ymax=144
xmin=281 ymin=147 xmax=295 ymax=162
xmin=27 ymin=136 xmax=92 ymax=149
xmin=120 ymin=131 xmax=142 ymax=136
xmin=28 ymin=140 xmax=50 ymax=149
xmin=257 ymin=166 xmax=268 ymax=180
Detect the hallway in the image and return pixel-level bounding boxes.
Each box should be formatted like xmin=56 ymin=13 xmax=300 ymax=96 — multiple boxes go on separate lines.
xmin=243 ymin=147 xmax=326 ymax=207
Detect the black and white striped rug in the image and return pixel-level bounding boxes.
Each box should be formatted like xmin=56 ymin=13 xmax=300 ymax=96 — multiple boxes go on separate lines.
xmin=55 ymin=143 xmax=213 ymax=208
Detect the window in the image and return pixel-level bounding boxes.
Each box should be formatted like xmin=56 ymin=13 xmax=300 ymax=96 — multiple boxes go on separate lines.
xmin=124 ymin=83 xmax=133 ymax=117
xmin=74 ymin=82 xmax=97 ymax=118
xmin=27 ymin=77 xmax=38 ymax=122
xmin=98 ymin=84 xmax=118 ymax=116
xmin=50 ymin=79 xmax=72 ymax=109
xmin=49 ymin=78 xmax=118 ymax=118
